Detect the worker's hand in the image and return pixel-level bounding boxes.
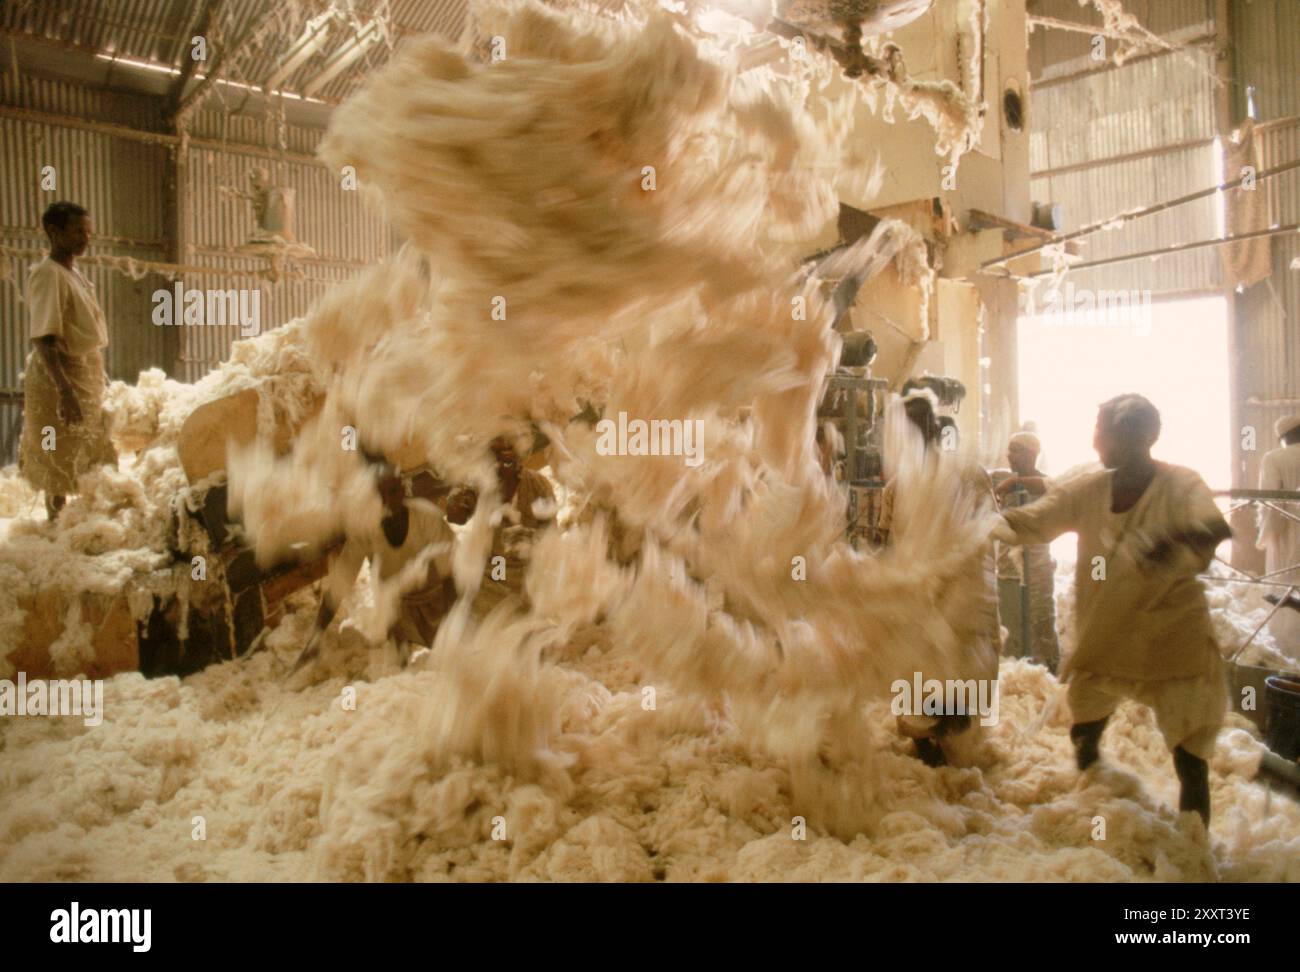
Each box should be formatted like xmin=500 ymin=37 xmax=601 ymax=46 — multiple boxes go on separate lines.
xmin=989 ymin=516 xmax=1018 ymax=545
xmin=994 ymin=476 xmax=1020 ymax=497
xmin=57 ymin=389 xmax=83 ymax=425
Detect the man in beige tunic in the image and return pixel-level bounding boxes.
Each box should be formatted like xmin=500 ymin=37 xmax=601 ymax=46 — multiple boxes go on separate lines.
xmin=994 ymin=394 xmax=1230 ymax=824
xmin=993 ymin=431 xmax=1060 ymax=672
xmin=1256 ymin=414 xmax=1300 ymax=646
xmin=20 ymin=201 xmax=117 ymax=520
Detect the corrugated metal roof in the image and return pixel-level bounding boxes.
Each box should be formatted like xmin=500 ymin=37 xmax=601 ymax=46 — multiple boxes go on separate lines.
xmin=1028 ymin=0 xmax=1215 ymax=81
xmin=0 ymin=0 xmax=471 ymax=106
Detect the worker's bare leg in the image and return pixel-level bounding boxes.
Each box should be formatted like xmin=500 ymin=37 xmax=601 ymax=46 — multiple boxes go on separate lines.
xmin=1173 ymin=745 xmax=1210 ymax=825
xmin=1070 ymin=717 xmax=1108 ymax=770
xmin=45 ymin=493 xmax=65 ymax=521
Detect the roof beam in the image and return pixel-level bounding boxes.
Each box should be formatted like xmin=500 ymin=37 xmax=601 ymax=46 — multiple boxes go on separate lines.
xmin=261 ymin=13 xmax=333 ymax=94
xmin=173 ymin=4 xmax=284 ymax=127
xmin=299 ymin=19 xmax=380 ymax=98
xmin=168 ymin=0 xmax=226 ymax=114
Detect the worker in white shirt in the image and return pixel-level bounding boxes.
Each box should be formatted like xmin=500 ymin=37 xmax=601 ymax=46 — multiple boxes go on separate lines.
xmin=20 ymin=201 xmax=117 ymax=521
xmin=992 ymin=394 xmax=1231 ymax=824
xmin=993 ymin=431 xmax=1060 ymax=672
xmin=1257 ymin=415 xmax=1300 ymax=646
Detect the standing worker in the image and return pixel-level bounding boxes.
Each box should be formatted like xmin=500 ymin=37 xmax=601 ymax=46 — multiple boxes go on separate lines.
xmin=993 ymin=395 xmax=1231 ymax=825
xmin=994 ymin=431 xmax=1060 ymax=672
xmin=20 ymin=201 xmax=117 ymax=521
xmin=1257 ymin=415 xmax=1300 ymax=647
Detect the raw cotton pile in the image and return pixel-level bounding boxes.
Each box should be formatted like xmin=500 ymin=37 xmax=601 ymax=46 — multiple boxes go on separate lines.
xmin=1 ymin=596 xmax=1297 ymax=882
xmin=0 ymin=317 xmax=328 ymax=680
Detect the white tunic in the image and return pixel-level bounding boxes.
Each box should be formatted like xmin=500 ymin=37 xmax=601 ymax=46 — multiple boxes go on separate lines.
xmin=1257 ymin=443 xmax=1300 ymax=645
xmin=1002 ymin=463 xmax=1227 ymax=681
xmin=27 ymin=257 xmax=108 ymax=355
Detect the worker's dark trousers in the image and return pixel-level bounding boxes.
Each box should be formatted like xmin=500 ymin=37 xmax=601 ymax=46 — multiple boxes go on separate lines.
xmin=1070 ymin=717 xmax=1211 ymax=825
xmin=1173 ymin=746 xmax=1211 ymax=825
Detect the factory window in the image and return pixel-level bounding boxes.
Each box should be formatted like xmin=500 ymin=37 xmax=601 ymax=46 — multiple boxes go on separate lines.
xmin=1016 ymin=293 xmax=1231 ymax=490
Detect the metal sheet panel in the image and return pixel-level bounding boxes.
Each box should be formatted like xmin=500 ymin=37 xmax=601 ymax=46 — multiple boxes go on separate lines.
xmin=1029 ymin=46 xmax=1217 ymax=173
xmin=1028 ymin=21 xmax=1221 ymax=297
xmin=178 ymin=140 xmax=396 ymax=380
xmin=1232 ymin=0 xmax=1300 ymax=123
xmin=1236 ymin=118 xmax=1300 ymax=491
xmin=1030 ymin=142 xmax=1221 ymax=295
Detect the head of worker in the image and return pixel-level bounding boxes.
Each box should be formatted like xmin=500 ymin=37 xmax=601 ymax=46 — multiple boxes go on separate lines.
xmin=1276 ymin=415 xmax=1300 ymax=448
xmin=42 ymin=201 xmax=92 ymax=259
xmin=361 ymin=449 xmax=405 ymax=514
xmin=901 ymin=391 xmax=939 ymax=448
xmin=1094 ymin=394 xmax=1160 ymax=470
xmin=490 ymin=435 xmax=521 ymax=502
xmin=1007 ymin=431 xmax=1041 ymax=475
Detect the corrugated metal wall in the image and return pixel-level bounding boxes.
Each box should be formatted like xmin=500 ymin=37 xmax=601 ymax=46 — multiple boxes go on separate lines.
xmin=1231 ymin=0 xmax=1300 ymax=492
xmin=1028 ymin=0 xmax=1222 ymax=297
xmin=0 ymin=73 xmax=170 ymax=462
xmin=175 ymin=106 xmax=398 ymax=380
xmin=1029 ymin=46 xmax=1221 ymax=295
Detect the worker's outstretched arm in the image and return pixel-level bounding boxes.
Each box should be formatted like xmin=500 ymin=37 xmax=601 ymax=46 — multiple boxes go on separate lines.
xmin=997 ymin=475 xmax=1082 ymax=546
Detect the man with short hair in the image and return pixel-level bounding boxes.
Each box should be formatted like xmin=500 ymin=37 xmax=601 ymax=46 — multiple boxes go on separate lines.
xmin=994 ymin=431 xmax=1060 ymax=671
xmin=20 ymin=201 xmax=117 ymax=520
xmin=1257 ymin=415 xmax=1300 ymax=646
xmin=993 ymin=394 xmax=1231 ymax=825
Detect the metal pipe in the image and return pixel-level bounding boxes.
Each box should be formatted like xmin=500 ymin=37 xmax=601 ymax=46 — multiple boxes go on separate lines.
xmin=1025 ymin=223 xmax=1300 ymax=278
xmin=982 ymin=158 xmax=1300 ymax=270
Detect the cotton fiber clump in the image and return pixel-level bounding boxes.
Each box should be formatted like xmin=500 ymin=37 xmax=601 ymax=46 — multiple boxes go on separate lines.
xmin=2 ymin=631 xmax=1298 ymax=882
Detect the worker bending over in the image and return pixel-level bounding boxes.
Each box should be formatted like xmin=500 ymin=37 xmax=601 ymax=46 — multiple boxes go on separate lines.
xmin=21 ymin=201 xmax=118 ymax=520
xmin=993 ymin=431 xmax=1060 ymax=672
xmin=292 ymin=455 xmax=456 ymax=674
xmin=880 ymin=390 xmax=1000 ymax=767
xmin=993 ymin=394 xmax=1230 ymax=825
xmin=444 ymin=436 xmax=556 ymax=613
xmin=1256 ymin=414 xmax=1300 ymax=646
